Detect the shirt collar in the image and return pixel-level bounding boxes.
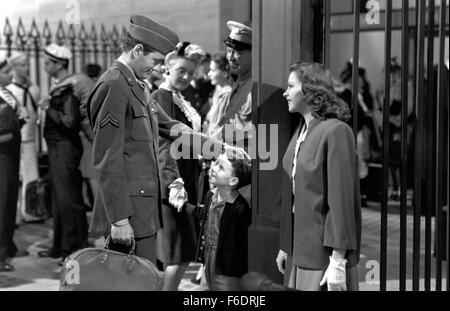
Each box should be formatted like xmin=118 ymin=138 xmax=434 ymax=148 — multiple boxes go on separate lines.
xmin=303 ymin=112 xmax=314 ymax=130
xmin=211 ymin=187 xmax=239 ymax=204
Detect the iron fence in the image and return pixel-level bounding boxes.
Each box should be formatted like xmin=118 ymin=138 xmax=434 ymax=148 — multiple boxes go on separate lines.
xmin=323 ymin=0 xmax=449 ymax=291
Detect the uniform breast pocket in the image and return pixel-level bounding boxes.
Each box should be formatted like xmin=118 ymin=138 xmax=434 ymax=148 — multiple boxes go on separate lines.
xmin=130 ymin=104 xmax=153 ymax=141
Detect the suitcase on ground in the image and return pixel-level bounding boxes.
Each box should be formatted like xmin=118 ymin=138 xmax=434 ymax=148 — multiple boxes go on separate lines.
xmin=59 ymin=236 xmax=164 ymax=291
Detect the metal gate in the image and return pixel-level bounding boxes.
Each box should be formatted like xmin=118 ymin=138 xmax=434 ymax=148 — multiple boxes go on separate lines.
xmin=0 ymin=17 xmax=126 ymax=154
xmin=0 ymin=17 xmax=126 ymax=93
xmin=322 ymin=0 xmax=449 ymax=291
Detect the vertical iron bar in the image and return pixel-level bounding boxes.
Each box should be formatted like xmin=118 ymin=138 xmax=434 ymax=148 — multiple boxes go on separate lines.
xmin=29 ymin=19 xmax=41 ymax=154
xmin=91 ymin=24 xmax=98 ymax=64
xmin=351 ymin=0 xmax=360 ymax=141
xmin=79 ymin=23 xmax=88 ymax=68
xmin=399 ymin=0 xmax=409 ymax=292
xmin=425 ymin=0 xmax=435 ymax=292
xmin=436 ymin=0 xmax=448 ymax=292
xmin=413 ymin=0 xmax=426 ymax=291
xmin=68 ymin=24 xmax=76 ymax=74
xmin=381 ymin=0 xmax=392 ymax=292
xmin=3 ymin=18 xmax=13 ymax=57
xmin=42 ymin=20 xmax=52 ymax=92
xmin=100 ymin=24 xmax=108 ymax=72
xmin=16 ymin=18 xmax=26 ymax=51
xmin=323 ymin=0 xmax=330 ymax=67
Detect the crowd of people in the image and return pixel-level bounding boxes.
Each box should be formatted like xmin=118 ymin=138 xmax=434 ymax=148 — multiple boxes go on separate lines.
xmin=0 ymin=14 xmax=419 ymax=291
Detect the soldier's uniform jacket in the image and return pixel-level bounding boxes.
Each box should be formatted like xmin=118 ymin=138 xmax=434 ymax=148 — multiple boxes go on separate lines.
xmin=87 ymin=61 xmax=221 ymax=238
xmin=219 ymin=72 xmax=252 ymax=149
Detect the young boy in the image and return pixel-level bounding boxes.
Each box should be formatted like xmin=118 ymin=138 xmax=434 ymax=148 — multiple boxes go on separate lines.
xmin=191 ymin=149 xmax=251 ymax=291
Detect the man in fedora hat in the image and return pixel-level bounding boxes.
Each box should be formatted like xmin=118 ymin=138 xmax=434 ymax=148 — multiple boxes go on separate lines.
xmin=37 ymin=43 xmax=88 ymax=264
xmin=87 ymin=15 xmax=236 ymax=263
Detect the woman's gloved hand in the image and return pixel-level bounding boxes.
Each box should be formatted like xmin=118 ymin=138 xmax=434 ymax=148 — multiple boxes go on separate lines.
xmin=319 ymin=256 xmax=347 ymax=291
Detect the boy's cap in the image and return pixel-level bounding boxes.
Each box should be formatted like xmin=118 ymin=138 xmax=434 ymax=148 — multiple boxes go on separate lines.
xmin=223 ymin=21 xmax=252 ymax=51
xmin=44 ymin=43 xmax=72 ymax=61
xmin=129 ymin=15 xmax=179 ymax=54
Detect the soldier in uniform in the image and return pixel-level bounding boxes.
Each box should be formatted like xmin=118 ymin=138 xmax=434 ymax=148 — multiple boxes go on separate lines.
xmin=221 ymin=21 xmax=253 ymax=206
xmin=37 ymin=44 xmax=88 ymax=264
xmin=221 ymin=21 xmax=252 ymax=150
xmin=87 ymin=15 xmax=236 ymax=263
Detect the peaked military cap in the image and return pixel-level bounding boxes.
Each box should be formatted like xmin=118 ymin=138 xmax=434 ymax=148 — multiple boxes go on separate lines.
xmin=224 ymin=21 xmax=252 ymax=51
xmin=129 ymin=15 xmax=179 ymax=55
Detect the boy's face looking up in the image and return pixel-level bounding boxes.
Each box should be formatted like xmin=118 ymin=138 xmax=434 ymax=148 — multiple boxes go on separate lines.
xmin=209 ymin=154 xmax=238 ymax=188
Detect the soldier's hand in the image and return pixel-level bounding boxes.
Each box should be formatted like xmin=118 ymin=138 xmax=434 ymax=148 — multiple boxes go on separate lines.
xmin=223 ymin=144 xmax=251 ymax=161
xmin=111 ymin=221 xmax=134 ymax=246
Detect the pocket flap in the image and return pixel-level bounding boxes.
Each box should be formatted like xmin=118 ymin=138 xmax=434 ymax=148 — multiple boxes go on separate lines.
xmin=131 ymin=103 xmax=149 ymax=118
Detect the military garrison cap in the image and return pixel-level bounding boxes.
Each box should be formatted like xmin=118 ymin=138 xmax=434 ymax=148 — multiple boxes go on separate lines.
xmin=129 ymin=15 xmax=179 ymax=55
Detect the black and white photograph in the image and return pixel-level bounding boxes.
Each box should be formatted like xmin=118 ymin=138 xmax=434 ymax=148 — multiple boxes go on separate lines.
xmin=0 ymin=0 xmax=449 ymax=304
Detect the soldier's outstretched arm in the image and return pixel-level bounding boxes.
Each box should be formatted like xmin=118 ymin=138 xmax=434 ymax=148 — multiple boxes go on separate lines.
xmin=90 ymin=80 xmax=134 ymax=224
xmin=153 ymin=100 xmax=223 ymax=158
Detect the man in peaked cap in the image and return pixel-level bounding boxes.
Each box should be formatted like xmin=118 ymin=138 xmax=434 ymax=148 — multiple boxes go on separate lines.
xmin=220 ymin=21 xmax=253 ymax=206
xmin=37 ymin=43 xmax=88 ymax=264
xmin=87 ymin=15 xmax=235 ymax=263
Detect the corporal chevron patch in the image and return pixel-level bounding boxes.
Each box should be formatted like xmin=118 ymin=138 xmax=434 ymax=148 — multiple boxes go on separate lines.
xmin=100 ymin=112 xmax=119 ymax=129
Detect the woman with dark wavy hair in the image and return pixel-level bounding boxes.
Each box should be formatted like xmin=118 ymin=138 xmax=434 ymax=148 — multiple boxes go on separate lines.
xmin=276 ymin=62 xmax=362 ymax=291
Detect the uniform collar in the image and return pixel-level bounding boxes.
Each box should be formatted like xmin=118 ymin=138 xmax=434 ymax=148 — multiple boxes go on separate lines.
xmin=238 ymin=69 xmax=251 ymax=82
xmin=115 ymin=57 xmax=146 ymax=89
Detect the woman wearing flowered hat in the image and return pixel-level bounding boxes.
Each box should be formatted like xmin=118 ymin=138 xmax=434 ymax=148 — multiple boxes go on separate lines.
xmin=152 ymin=42 xmax=206 ymax=290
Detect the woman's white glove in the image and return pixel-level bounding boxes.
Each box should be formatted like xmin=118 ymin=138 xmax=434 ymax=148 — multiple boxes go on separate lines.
xmin=168 ymin=178 xmax=188 ymax=212
xmin=275 ymin=250 xmax=288 ymax=275
xmin=319 ymin=256 xmax=347 ymax=291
